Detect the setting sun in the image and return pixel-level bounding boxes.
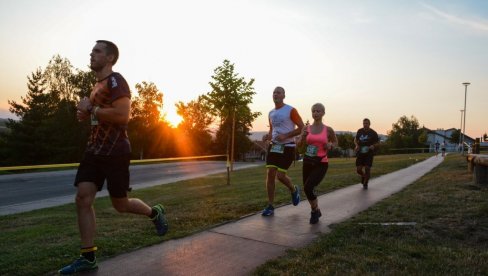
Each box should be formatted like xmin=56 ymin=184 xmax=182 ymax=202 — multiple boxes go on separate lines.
xmin=162 ymin=105 xmax=183 ymax=127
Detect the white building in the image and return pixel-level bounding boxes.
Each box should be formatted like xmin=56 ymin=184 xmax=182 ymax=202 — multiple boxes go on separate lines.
xmin=425 ymin=128 xmax=474 ymax=153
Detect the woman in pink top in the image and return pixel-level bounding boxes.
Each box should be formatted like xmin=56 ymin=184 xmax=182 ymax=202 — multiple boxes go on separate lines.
xmin=297 ymin=103 xmax=338 ymax=224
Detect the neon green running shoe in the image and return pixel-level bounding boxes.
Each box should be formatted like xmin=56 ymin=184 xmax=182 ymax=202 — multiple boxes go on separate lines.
xmin=58 ymin=255 xmax=97 ymax=274
xmin=151 ymin=204 xmax=169 ymax=236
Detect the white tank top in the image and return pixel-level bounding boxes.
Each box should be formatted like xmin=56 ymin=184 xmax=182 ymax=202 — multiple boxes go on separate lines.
xmin=269 ymin=104 xmax=296 ymax=145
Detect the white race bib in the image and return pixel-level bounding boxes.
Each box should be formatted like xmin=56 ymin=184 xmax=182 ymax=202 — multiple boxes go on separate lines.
xmin=305 ymin=145 xmax=318 ymax=157
xmin=360 ymin=146 xmax=370 ymax=154
xmin=90 ymin=113 xmax=99 ymax=126
xmin=270 ymin=144 xmax=285 ymax=154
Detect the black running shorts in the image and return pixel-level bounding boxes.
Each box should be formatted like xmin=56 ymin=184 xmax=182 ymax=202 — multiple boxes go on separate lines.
xmin=265 ymin=144 xmax=295 ymax=172
xmin=356 ymin=153 xmax=374 ymax=167
xmin=74 ymin=153 xmax=131 ymax=198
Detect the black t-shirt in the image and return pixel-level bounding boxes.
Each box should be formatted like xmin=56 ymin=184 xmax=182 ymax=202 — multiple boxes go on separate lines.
xmin=356 ymin=128 xmax=379 ymax=155
xmin=85 ymin=72 xmax=131 ymax=156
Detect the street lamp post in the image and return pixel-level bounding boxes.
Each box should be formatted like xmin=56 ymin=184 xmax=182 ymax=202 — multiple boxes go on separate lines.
xmin=462 ymin=82 xmax=470 ymax=155
xmin=459 ymin=109 xmax=464 ymax=152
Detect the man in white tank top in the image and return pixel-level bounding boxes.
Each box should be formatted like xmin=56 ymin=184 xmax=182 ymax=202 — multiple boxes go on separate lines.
xmin=261 ymin=86 xmax=304 ymax=216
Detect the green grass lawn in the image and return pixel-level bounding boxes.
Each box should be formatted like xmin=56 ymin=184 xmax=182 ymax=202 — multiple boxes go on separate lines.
xmin=0 ymin=153 xmax=430 ymax=275
xmin=253 ymin=154 xmax=488 ymax=275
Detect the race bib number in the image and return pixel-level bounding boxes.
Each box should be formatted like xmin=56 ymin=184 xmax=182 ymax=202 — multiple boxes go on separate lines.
xmin=305 ymin=145 xmax=318 ymax=157
xmin=360 ymin=146 xmax=370 ymax=154
xmin=90 ymin=113 xmax=99 ymax=126
xmin=270 ymin=144 xmax=285 ymax=154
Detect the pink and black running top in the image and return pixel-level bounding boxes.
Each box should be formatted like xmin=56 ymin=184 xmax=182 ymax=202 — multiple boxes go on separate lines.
xmin=305 ymin=124 xmax=329 ymax=163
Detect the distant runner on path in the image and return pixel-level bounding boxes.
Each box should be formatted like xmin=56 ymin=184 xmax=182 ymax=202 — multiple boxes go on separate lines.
xmin=354 ymin=118 xmax=379 ymax=190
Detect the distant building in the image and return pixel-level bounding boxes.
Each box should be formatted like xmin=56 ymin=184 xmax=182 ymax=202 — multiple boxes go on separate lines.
xmin=424 ymin=128 xmax=474 ymax=152
xmin=243 ymin=140 xmax=267 ymax=161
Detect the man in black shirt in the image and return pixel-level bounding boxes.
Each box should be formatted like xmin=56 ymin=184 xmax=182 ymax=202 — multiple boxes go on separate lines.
xmin=354 ymin=118 xmax=379 ymax=189
xmin=59 ymin=40 xmax=168 ymax=274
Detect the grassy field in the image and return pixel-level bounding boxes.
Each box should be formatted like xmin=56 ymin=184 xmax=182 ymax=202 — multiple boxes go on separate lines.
xmin=253 ymin=154 xmax=488 ymax=275
xmin=1 ymin=153 xmax=430 ymax=275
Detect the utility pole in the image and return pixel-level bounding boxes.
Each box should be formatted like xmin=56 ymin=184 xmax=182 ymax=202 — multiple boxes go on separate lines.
xmin=461 ymin=82 xmax=470 ymax=155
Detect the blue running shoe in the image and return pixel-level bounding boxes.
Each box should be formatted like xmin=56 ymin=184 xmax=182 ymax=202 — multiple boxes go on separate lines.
xmin=261 ymin=205 xmax=274 ymax=216
xmin=152 ymin=204 xmax=169 ymax=236
xmin=291 ymin=185 xmax=300 ymax=206
xmin=58 ymin=256 xmax=97 ymax=274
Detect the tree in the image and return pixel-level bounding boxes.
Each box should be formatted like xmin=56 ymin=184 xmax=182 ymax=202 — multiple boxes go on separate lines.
xmin=176 ymin=95 xmax=213 ymax=133
xmin=175 ymin=95 xmax=214 ymax=155
xmin=483 ymin=133 xmax=487 ymax=142
xmin=46 ymin=66 xmax=97 ymax=162
xmin=4 ymin=56 xmax=96 ymax=165
xmin=41 ymin=57 xmax=95 ymax=163
xmin=387 ymin=115 xmax=423 ymax=151
xmin=129 ymin=81 xmax=167 ymax=159
xmin=5 ymin=68 xmax=57 ymax=165
xmin=202 ymin=60 xmax=261 ymax=160
xmin=449 ymin=129 xmax=461 ymax=144
xmin=418 ymin=128 xmax=428 ymax=145
xmin=43 ymin=55 xmax=77 ymax=103
xmin=70 ymin=69 xmax=97 ymax=100
xmin=337 ymin=133 xmax=355 ymax=150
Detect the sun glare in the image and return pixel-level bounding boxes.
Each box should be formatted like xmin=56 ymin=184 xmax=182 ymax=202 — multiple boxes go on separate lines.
xmin=163 ymin=106 xmax=183 ymax=128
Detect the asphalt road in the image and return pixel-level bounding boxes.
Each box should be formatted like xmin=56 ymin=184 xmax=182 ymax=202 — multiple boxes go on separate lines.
xmin=0 ymin=161 xmax=260 ymax=215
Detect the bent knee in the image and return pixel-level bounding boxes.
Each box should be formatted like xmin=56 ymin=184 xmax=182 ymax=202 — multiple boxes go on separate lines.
xmin=75 ymin=194 xmax=94 ymax=208
xmin=112 ymin=204 xmax=128 ymax=213
xmin=111 ymin=198 xmax=130 ymax=213
xmin=304 ymin=186 xmax=315 ymax=199
xmin=276 ymin=171 xmax=288 ymax=180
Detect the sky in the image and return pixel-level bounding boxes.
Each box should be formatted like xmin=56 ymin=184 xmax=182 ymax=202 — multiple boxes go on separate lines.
xmin=0 ymin=0 xmax=487 ymax=138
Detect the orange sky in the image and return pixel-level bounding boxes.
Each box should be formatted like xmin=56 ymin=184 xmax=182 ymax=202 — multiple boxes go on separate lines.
xmin=1 ymin=0 xmax=487 ymax=138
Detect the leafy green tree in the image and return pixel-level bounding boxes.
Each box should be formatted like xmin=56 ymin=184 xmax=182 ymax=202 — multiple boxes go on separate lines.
xmin=175 ymin=95 xmax=214 ymax=155
xmin=71 ymin=69 xmax=97 ymax=100
xmin=43 ymin=55 xmax=77 ymax=103
xmin=41 ymin=56 xmax=97 ymax=163
xmin=4 ymin=69 xmax=58 ymax=165
xmin=202 ymin=60 xmax=261 ymax=159
xmin=4 ymin=56 xmax=96 ymax=165
xmin=387 ymin=115 xmax=423 ymax=151
xmin=129 ymin=81 xmax=170 ymax=159
xmin=337 ymin=132 xmax=355 ymax=150
xmin=68 ymin=68 xmax=97 ymax=158
xmin=418 ymin=128 xmax=428 ymax=145
xmin=449 ymin=129 xmax=461 ymax=144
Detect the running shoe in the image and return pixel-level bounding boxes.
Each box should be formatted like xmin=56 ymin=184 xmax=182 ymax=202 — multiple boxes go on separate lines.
xmin=261 ymin=205 xmax=275 ymax=216
xmin=309 ymin=209 xmax=322 ymax=224
xmin=291 ymin=185 xmax=300 ymax=206
xmin=362 ymin=178 xmax=368 ymax=190
xmin=58 ymin=256 xmax=98 ymax=274
xmin=151 ymin=204 xmax=169 ymax=236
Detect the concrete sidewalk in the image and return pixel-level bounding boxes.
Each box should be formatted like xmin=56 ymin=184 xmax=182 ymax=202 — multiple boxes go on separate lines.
xmin=87 ymin=156 xmax=444 ymax=276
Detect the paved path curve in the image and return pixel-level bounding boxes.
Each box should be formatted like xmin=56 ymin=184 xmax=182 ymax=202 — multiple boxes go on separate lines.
xmin=86 ymin=155 xmax=444 ymax=276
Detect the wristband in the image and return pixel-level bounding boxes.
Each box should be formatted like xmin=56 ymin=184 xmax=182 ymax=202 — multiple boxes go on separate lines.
xmin=93 ymin=106 xmax=100 ymax=117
